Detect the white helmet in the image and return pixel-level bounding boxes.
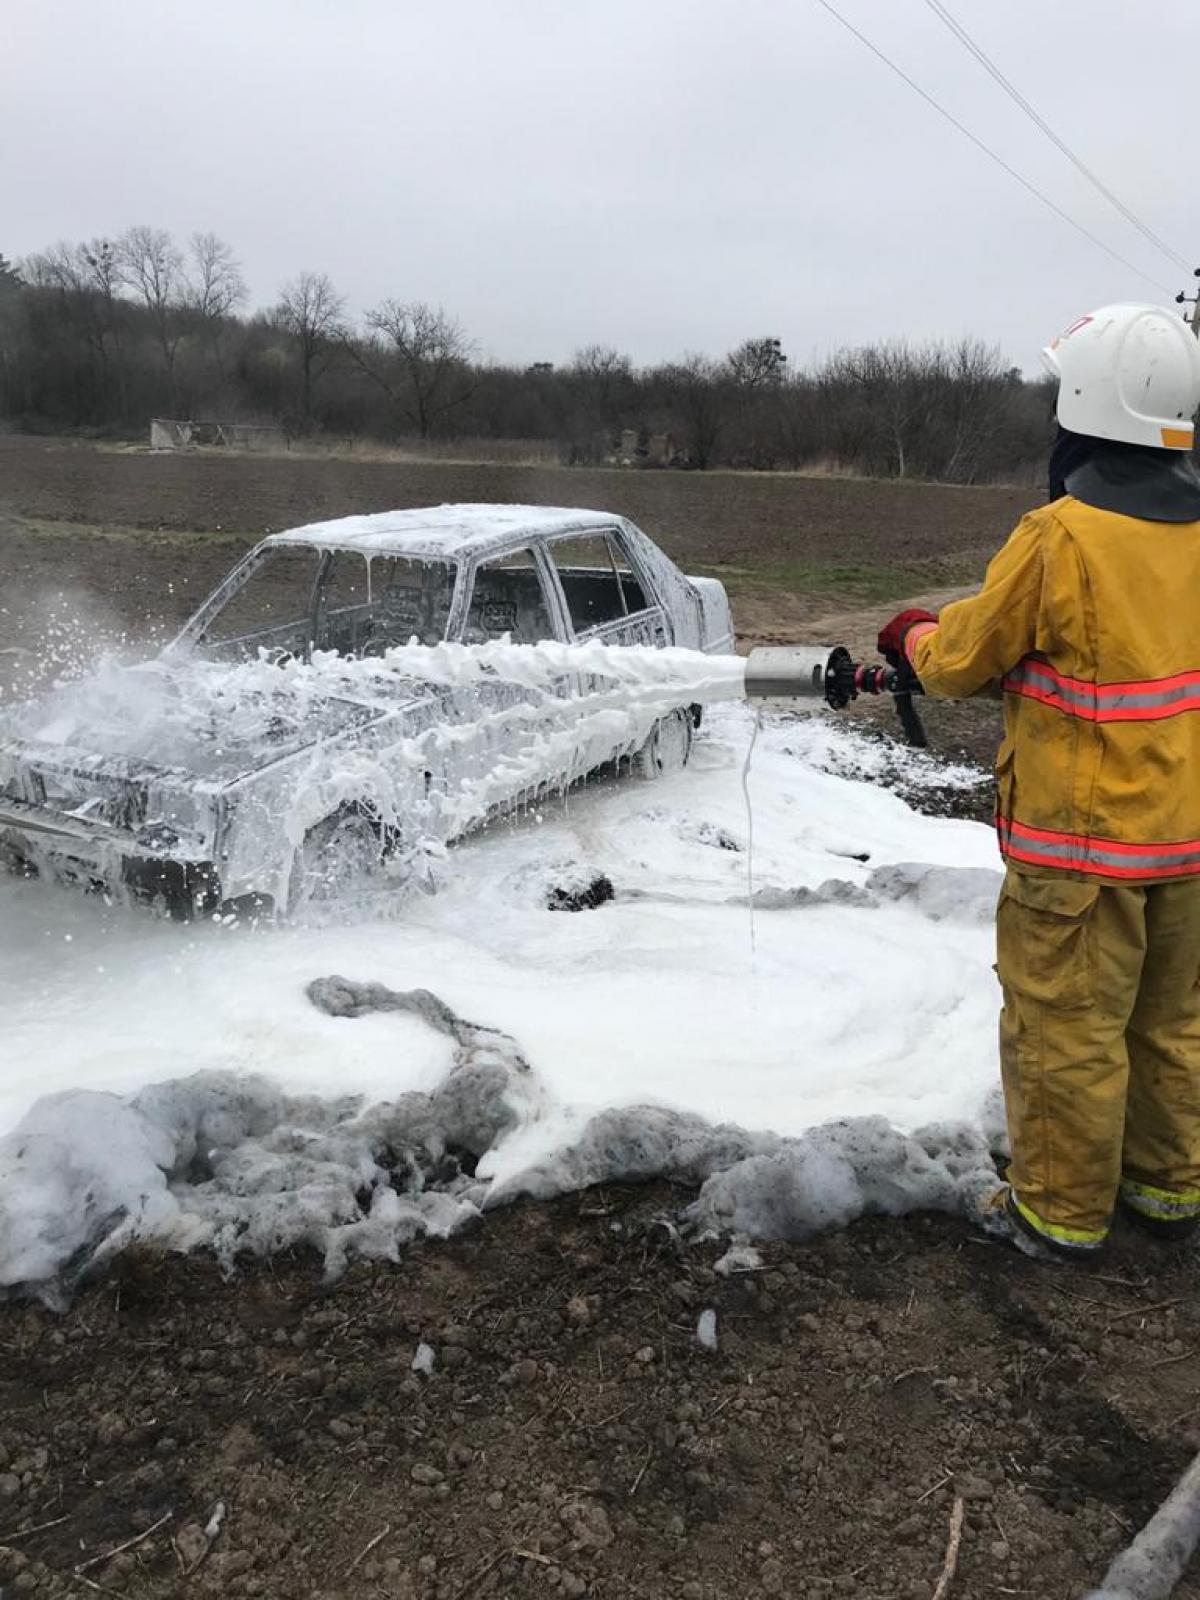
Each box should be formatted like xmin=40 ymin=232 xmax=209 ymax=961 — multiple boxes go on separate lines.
xmin=1041 ymin=303 xmax=1200 ymax=450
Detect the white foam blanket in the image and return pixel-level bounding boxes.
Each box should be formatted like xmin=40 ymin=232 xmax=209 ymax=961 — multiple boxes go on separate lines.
xmin=0 ymin=705 xmax=1006 ymax=1302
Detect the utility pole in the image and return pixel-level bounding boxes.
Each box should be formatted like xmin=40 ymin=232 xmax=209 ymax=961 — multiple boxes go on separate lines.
xmin=1175 ymin=267 xmax=1200 ymax=336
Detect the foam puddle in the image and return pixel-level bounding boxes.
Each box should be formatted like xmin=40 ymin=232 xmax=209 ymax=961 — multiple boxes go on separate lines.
xmin=0 ymin=959 xmax=1006 ymax=1307
xmin=0 ymin=642 xmax=1002 ymax=1303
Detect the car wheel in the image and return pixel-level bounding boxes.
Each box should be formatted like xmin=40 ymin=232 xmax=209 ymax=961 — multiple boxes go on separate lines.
xmin=288 ymin=807 xmax=383 ymax=912
xmin=631 ymin=708 xmax=694 ymax=780
xmin=0 ymin=834 xmax=36 ymax=880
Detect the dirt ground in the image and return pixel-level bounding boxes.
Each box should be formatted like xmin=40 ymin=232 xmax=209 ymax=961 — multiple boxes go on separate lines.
xmin=3 ymin=1196 xmax=1200 ymax=1600
xmin=0 ymin=437 xmax=1030 ymax=562
xmin=3 ymin=439 xmax=1193 ymax=1600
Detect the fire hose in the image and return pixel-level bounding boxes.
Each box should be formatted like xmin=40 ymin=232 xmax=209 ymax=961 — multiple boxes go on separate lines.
xmin=742 ymin=646 xmax=928 ymax=748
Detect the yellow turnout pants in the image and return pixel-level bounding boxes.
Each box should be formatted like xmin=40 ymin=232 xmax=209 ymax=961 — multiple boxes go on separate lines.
xmin=997 ymin=868 xmax=1200 ymax=1250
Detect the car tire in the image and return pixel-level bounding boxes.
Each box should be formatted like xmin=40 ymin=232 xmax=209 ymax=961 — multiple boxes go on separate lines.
xmin=631 ymin=709 xmax=694 ymax=780
xmin=288 ymin=806 xmax=383 ymax=912
xmin=0 ymin=834 xmax=35 ymax=880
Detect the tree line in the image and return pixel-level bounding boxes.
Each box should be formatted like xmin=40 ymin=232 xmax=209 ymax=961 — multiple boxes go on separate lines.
xmin=0 ymin=228 xmax=1055 ymax=482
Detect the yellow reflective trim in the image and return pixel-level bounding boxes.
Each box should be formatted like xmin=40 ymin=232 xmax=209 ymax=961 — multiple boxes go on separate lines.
xmin=1122 ymin=1194 xmax=1200 ymax=1220
xmin=1161 ymin=425 xmax=1194 ymax=449
xmin=1121 ymin=1177 xmax=1200 ymax=1204
xmin=1014 ymin=1197 xmax=1106 ymax=1248
xmin=1120 ymin=1177 xmax=1200 ymax=1218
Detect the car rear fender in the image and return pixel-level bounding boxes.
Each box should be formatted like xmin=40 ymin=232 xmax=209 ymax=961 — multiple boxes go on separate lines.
xmin=686 ymin=575 xmax=735 ymax=654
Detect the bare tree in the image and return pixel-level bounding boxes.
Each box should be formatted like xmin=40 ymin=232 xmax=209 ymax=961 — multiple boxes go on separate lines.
xmin=773 ymin=374 xmax=821 ymax=470
xmin=116 ymin=225 xmax=185 ymax=405
xmin=2 ymin=225 xmax=1060 ymax=479
xmin=276 ymin=271 xmax=346 ymax=427
xmin=81 ymin=238 xmax=128 ymax=411
xmin=0 ymin=254 xmax=22 ymax=414
xmin=571 ymin=345 xmax=630 ymax=378
xmin=187 ymin=232 xmax=246 ymax=378
xmin=187 ymin=232 xmax=246 ymax=320
xmin=79 ymin=238 xmax=121 ymax=306
xmin=821 ymin=342 xmax=936 ymax=478
xmin=728 ymin=335 xmax=787 ymax=389
xmin=813 ymin=339 xmax=1029 ymax=481
xmin=568 ymin=344 xmax=634 ymax=433
xmin=24 ymin=238 xmax=118 ymax=322
xmin=356 ymin=300 xmax=474 ymax=439
xmin=21 ymin=239 xmax=128 ymax=416
xmin=658 ymin=353 xmax=728 ymax=469
xmin=722 ymin=338 xmax=791 ymax=467
xmin=935 ymin=338 xmax=1012 ymax=482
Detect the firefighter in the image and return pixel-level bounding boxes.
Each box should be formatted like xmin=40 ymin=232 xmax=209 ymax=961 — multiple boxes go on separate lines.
xmin=878 ymin=303 xmax=1200 ymax=1259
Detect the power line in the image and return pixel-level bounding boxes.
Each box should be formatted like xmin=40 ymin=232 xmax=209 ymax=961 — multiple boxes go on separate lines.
xmin=922 ymin=0 xmax=1192 ymax=275
xmin=810 ymin=0 xmax=1174 ymax=294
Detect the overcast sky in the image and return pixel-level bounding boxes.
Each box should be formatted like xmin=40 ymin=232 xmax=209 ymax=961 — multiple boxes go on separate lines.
xmin=5 ymin=0 xmax=1196 ymax=371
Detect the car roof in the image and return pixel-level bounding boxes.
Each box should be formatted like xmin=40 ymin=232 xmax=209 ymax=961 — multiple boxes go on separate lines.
xmin=262 ymin=504 xmax=627 ymax=561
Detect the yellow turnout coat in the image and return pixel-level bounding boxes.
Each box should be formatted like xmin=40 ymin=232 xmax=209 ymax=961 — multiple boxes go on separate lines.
xmin=908 ymin=495 xmax=1200 ymax=880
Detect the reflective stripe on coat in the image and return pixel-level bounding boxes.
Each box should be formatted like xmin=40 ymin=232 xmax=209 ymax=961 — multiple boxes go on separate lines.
xmin=907 ymin=496 xmax=1200 ymax=883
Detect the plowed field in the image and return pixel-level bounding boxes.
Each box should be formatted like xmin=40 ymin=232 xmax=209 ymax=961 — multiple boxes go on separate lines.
xmin=0 ymin=436 xmax=1030 ymax=561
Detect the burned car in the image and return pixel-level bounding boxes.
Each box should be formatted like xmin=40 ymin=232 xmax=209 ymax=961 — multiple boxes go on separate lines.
xmin=0 ymin=505 xmax=734 ymax=914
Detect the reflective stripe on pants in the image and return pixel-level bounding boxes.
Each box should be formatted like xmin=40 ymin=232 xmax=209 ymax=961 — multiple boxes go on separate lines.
xmin=1119 ymin=1176 xmax=1200 ymax=1224
xmin=997 ymin=868 xmax=1200 ymax=1245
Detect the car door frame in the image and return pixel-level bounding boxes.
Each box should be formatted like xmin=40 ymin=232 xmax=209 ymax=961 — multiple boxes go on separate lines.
xmin=537 ymin=524 xmax=683 ymax=778
xmin=541 ymin=523 xmax=673 ymax=647
xmin=432 ymin=538 xmax=582 ymax=826
xmin=449 ymin=539 xmax=572 ymax=645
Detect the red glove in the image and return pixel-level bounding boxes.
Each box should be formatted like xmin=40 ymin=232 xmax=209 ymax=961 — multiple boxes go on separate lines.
xmin=877 ymin=608 xmax=937 ymax=665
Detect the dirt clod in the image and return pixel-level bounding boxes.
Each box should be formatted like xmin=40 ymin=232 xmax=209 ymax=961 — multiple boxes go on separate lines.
xmin=547 ymin=875 xmax=616 ymax=912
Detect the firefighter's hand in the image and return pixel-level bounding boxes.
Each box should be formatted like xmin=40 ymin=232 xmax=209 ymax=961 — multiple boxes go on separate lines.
xmin=877 ymin=608 xmax=937 ymax=668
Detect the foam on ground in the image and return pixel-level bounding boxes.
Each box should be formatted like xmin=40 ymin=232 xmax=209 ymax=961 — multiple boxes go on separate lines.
xmin=0 ymin=704 xmax=1006 ymax=1301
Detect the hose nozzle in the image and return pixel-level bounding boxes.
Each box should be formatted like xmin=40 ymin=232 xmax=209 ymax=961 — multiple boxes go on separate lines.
xmin=742 ymin=645 xmax=926 ymax=746
xmin=743 ymin=646 xmax=856 ymax=708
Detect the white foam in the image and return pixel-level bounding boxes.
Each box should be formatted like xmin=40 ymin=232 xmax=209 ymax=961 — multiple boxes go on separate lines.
xmin=0 ymin=703 xmax=1005 ymax=1295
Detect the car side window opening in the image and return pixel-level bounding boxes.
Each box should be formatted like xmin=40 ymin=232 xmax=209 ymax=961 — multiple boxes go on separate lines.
xmin=198 ymin=546 xmax=457 ymax=659
xmin=465 ymin=548 xmax=557 ymax=643
xmin=316 ymin=552 xmax=457 ymax=654
xmin=546 ymin=532 xmax=649 ymax=634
